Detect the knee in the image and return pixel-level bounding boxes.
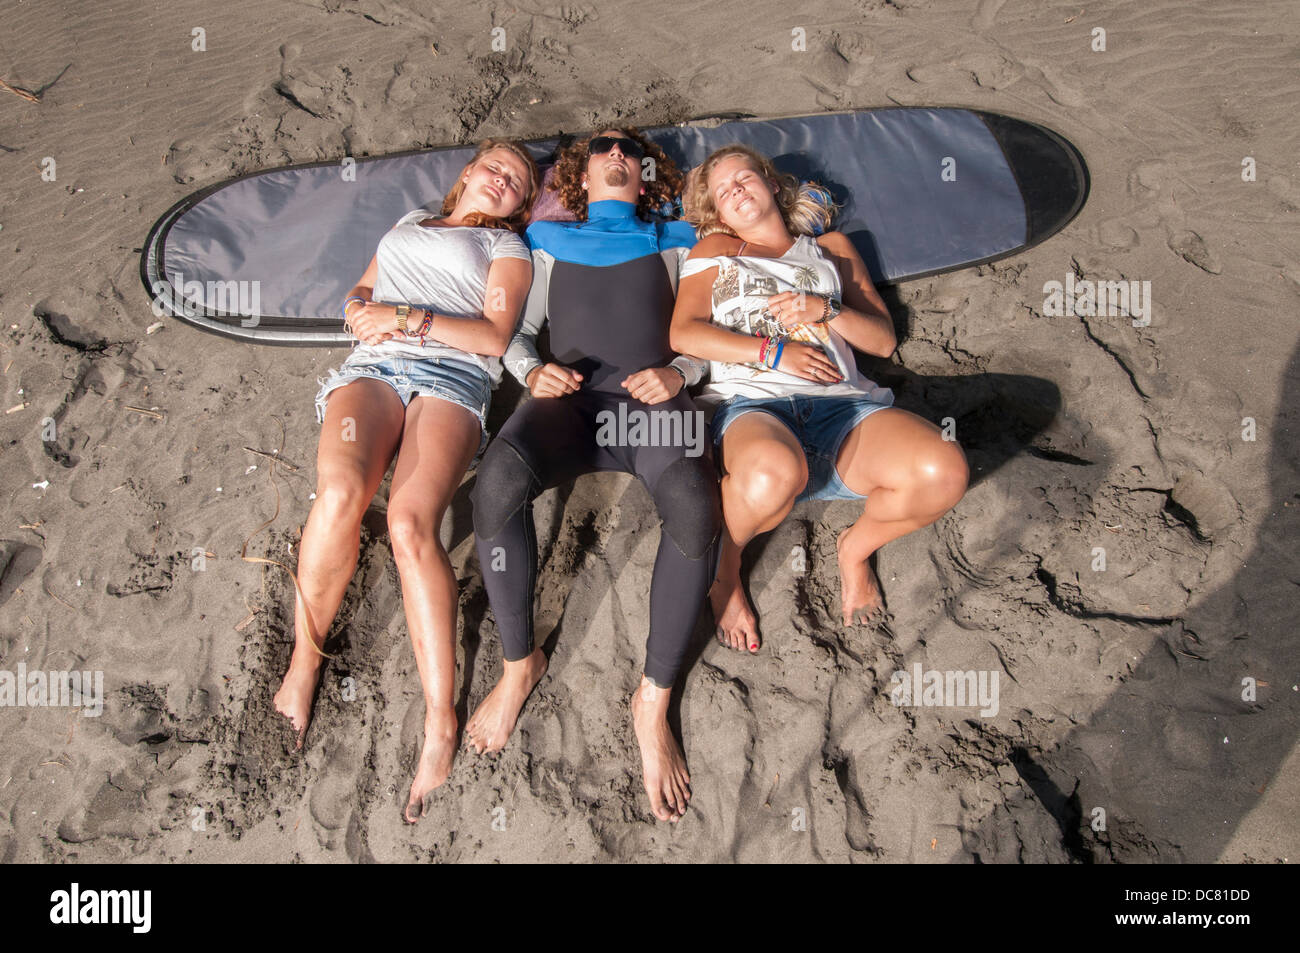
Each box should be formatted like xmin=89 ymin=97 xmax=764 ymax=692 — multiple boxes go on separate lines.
xmin=387 ymin=508 xmax=439 ymax=565
xmin=471 ymin=439 xmax=536 ymax=539
xmin=313 ymin=472 xmax=372 ymax=524
xmin=653 ymin=457 xmax=722 ymax=560
xmin=915 ymin=440 xmax=969 ymax=509
xmin=726 ymin=455 xmax=807 ymax=516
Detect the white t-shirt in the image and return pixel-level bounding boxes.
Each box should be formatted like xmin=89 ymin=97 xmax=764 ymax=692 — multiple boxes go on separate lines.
xmin=346 ymin=208 xmax=531 ymax=385
xmin=679 ymin=234 xmax=893 ymax=407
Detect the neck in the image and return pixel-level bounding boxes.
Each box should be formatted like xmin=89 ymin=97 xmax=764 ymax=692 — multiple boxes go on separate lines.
xmin=735 ymin=213 xmax=794 ymax=252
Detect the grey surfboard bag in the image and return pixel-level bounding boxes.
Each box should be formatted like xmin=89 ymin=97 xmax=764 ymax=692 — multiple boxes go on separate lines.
xmin=141 ymin=107 xmax=1088 ymax=345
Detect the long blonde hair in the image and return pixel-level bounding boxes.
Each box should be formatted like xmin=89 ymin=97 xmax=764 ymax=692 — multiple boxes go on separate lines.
xmin=685 ymin=143 xmax=837 ymax=239
xmin=439 ymin=138 xmax=541 ymax=234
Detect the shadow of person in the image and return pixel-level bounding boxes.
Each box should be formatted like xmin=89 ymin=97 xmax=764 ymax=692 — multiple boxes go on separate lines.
xmin=959 ymin=341 xmax=1299 ymax=862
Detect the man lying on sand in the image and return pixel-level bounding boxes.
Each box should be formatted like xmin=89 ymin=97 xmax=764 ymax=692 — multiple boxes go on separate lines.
xmin=467 ymin=128 xmax=722 ymax=822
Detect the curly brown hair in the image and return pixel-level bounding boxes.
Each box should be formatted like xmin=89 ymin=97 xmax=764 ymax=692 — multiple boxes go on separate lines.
xmin=548 ymin=127 xmax=684 ymax=220
xmin=438 ymin=138 xmax=541 ymax=234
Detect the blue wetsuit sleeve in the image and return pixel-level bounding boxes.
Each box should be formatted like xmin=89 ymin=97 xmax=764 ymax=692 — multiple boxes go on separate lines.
xmin=504 ymin=248 xmax=551 ymax=387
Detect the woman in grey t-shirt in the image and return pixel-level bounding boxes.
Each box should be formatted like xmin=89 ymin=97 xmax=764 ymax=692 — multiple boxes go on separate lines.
xmin=273 ymin=139 xmax=539 ymax=823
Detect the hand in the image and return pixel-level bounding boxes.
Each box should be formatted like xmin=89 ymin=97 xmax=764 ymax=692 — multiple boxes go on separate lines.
xmin=346 ymin=302 xmax=399 ymax=346
xmin=765 ymin=291 xmax=826 ymax=330
xmin=777 ymin=341 xmax=843 ymax=384
xmin=621 ymin=367 xmax=683 ymax=405
xmin=526 ymin=362 xmax=583 ymax=398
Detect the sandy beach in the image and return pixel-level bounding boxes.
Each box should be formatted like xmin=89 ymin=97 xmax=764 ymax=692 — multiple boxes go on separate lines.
xmin=0 ymin=0 xmax=1296 ymax=862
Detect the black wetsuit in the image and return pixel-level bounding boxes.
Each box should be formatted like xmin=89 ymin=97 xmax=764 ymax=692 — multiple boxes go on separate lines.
xmin=471 ymin=200 xmax=722 ymax=687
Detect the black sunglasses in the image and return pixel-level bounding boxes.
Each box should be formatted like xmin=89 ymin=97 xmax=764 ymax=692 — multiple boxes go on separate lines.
xmin=588 ymin=135 xmax=645 ymax=159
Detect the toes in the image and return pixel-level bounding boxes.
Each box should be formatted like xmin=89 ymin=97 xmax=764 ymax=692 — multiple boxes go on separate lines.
xmin=649 ymin=793 xmax=670 ymax=822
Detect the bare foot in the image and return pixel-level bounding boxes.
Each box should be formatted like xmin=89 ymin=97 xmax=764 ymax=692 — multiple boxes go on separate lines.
xmin=630 ymin=678 xmax=691 ymax=822
xmin=405 ymin=707 xmax=459 ymax=823
xmin=273 ymin=655 xmax=323 ymax=749
xmin=709 ymin=575 xmax=761 ymax=653
xmin=466 ymin=648 xmax=548 ymax=754
xmin=836 ymin=533 xmax=886 ymax=627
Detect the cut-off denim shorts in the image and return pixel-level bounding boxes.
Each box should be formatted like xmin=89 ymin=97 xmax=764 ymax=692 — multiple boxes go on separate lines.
xmin=709 ymin=392 xmax=894 ymax=502
xmin=315 ymin=354 xmax=492 ymax=456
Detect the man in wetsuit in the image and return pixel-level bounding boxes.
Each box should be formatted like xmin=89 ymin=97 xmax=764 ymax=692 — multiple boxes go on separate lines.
xmin=466 ymin=128 xmax=722 ymax=822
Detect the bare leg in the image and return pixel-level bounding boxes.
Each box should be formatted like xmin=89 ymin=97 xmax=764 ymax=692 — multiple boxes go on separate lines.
xmin=465 ymin=647 xmax=548 ymax=754
xmin=386 ymin=396 xmax=481 ymax=823
xmin=274 ymin=380 xmax=404 ymax=747
xmin=710 ymin=412 xmax=807 ymax=652
xmin=833 ymin=408 xmax=969 ymax=626
xmin=630 ymin=677 xmax=692 ymax=822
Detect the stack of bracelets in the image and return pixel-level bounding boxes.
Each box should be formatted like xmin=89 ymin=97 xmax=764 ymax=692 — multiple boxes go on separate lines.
xmin=757 ymin=333 xmax=786 ymax=369
xmin=342 ymin=297 xmax=436 ymax=346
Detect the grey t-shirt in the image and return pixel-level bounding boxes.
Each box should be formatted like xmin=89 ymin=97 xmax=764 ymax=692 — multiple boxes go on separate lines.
xmin=346 ymin=207 xmax=531 ymax=385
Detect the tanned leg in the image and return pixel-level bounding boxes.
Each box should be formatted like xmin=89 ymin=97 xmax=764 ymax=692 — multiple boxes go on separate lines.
xmin=710 ymin=412 xmax=807 ymax=653
xmin=386 ymin=397 xmax=481 ymax=822
xmin=832 ymin=408 xmax=969 ymax=626
xmin=274 ymin=380 xmax=404 ymax=747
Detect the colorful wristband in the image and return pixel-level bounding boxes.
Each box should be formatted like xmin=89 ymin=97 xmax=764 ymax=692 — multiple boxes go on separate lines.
xmin=342 ymin=296 xmax=366 ymax=319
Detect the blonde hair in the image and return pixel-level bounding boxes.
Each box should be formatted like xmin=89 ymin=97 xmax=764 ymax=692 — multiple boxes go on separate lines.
xmin=439 ymin=138 xmax=541 ymax=234
xmin=685 ymin=143 xmax=837 ymax=239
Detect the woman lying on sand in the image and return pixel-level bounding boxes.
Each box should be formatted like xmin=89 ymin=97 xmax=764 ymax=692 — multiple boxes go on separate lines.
xmin=272 ymin=138 xmax=539 ymax=822
xmin=670 ymin=144 xmax=968 ymax=652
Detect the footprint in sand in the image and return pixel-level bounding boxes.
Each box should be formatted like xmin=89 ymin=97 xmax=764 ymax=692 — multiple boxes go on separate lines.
xmin=955 ymin=52 xmax=1023 ymax=91
xmin=1098 ymin=221 xmax=1141 ymax=250
xmin=1166 ymin=228 xmax=1222 ymax=275
xmin=308 ymin=740 xmax=358 ymax=836
xmin=1018 ymin=62 xmax=1088 ymax=109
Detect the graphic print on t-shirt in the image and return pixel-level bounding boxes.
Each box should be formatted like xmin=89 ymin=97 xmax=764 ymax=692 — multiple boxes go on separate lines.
xmin=711 ymin=251 xmax=834 ymax=381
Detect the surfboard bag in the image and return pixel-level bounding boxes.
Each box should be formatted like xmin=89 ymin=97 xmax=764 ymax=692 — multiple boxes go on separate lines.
xmin=141 ymin=108 xmax=1088 ymax=345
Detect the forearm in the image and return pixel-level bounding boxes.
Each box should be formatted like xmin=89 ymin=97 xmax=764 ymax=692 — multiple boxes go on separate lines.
xmin=420 ymin=312 xmax=510 ymax=357
xmin=504 ymin=248 xmax=550 ymax=386
xmin=826 ymin=304 xmax=896 ymax=357
xmin=672 ymin=317 xmax=762 ymax=365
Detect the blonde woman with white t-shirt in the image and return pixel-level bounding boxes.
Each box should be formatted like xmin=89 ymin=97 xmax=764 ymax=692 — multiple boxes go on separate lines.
xmin=273 ymin=139 xmax=538 ymax=823
xmin=670 ymin=145 xmax=969 ymax=652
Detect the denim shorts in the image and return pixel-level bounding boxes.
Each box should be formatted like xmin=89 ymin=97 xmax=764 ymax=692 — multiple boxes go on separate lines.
xmin=314 ymin=355 xmax=492 ymax=456
xmin=710 ymin=393 xmax=894 ymax=502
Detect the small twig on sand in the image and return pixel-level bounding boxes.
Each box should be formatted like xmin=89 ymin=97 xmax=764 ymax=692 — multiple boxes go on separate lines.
xmin=235 ymin=595 xmax=260 ymax=632
xmin=124 ymin=405 xmax=164 ymax=419
xmin=0 ymin=79 xmax=40 ymax=103
xmin=243 ymin=446 xmax=299 ymax=471
xmin=42 ymin=580 xmax=76 ymax=610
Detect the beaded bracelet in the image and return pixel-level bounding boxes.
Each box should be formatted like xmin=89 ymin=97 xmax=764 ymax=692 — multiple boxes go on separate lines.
xmin=414 ymin=309 xmax=434 ymax=345
xmin=758 ymin=335 xmax=770 ymax=366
